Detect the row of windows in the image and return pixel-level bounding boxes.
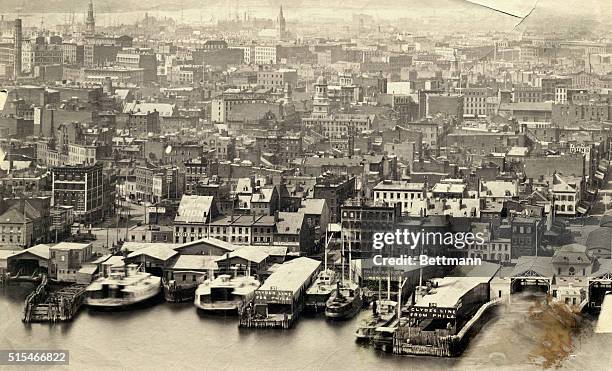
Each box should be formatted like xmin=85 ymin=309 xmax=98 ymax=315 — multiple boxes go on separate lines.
xmin=470 ymin=253 xmax=510 ymax=261
xmin=179 ymin=226 xmax=274 ymax=234
xmin=555 ymin=204 xmax=575 ymax=212
xmin=375 ymin=191 xmax=423 ymax=200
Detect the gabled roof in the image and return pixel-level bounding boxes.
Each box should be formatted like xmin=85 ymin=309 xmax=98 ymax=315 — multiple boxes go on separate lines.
xmin=511 ymin=256 xmax=554 ymax=278
xmin=11 ymin=244 xmax=51 ymax=260
xmin=221 ymin=246 xmax=269 ymax=264
xmin=175 ymin=237 xmax=237 ymax=253
xmin=127 ymin=244 xmax=178 ymax=261
xmin=170 ymin=255 xmax=217 ymax=271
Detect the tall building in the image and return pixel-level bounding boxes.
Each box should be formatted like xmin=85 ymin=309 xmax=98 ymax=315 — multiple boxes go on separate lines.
xmin=277 ymin=5 xmax=287 ymax=40
xmin=312 ymin=76 xmax=330 ymax=117
xmin=85 ymin=1 xmax=96 ymax=35
xmin=52 ymin=163 xmax=109 ymax=223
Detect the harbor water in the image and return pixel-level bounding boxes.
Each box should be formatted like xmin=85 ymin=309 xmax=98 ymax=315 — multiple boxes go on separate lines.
xmin=1 ymin=283 xmax=610 ymax=370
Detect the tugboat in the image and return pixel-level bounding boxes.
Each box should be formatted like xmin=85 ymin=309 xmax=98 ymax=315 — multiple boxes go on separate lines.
xmin=325 ymin=281 xmax=363 ymax=320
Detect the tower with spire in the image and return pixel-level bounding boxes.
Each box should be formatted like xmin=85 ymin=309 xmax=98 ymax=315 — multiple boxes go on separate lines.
xmin=277 ymin=5 xmax=287 ymax=40
xmin=85 ymin=0 xmax=96 ymax=35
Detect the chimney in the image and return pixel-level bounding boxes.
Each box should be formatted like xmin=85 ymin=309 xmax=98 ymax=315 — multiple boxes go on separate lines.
xmin=14 ymin=19 xmax=22 ymax=79
xmin=274 ymin=210 xmax=279 ymax=222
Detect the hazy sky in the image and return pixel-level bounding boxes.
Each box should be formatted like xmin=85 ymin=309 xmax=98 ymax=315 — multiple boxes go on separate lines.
xmin=1 ymin=0 xmax=610 ymax=31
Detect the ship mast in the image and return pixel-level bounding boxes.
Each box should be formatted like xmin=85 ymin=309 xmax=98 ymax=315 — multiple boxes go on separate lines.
xmin=341 ymin=223 xmax=345 ymax=284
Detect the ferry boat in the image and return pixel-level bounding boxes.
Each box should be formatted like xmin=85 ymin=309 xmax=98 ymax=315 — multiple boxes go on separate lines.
xmin=355 ymin=299 xmax=398 ymax=341
xmin=325 ymin=281 xmax=363 ymax=320
xmin=305 ymin=269 xmax=338 ymax=312
xmin=194 ymin=274 xmax=260 ymax=313
xmin=84 ymin=264 xmax=161 ymax=308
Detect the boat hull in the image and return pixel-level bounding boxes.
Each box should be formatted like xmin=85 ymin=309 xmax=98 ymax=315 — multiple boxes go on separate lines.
xmin=304 ymin=292 xmax=334 ymax=313
xmin=194 ymin=300 xmax=243 ymax=314
xmin=325 ymin=295 xmax=363 ymax=320
xmin=163 ymin=283 xmax=198 ymax=303
xmin=85 ymin=286 xmax=161 ymax=309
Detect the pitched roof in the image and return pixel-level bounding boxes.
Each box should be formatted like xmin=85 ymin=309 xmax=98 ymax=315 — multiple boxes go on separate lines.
xmin=175 ymin=195 xmax=214 ymax=224
xmin=175 ymin=237 xmax=237 ymax=253
xmin=251 ymin=187 xmax=275 ymax=203
xmin=170 ymin=255 xmax=217 ymax=271
xmin=276 ymin=212 xmax=305 ymax=235
xmin=222 ymin=246 xmax=269 ymax=264
xmin=11 ymin=244 xmax=51 ymax=260
xmin=299 ymin=199 xmax=326 ymax=215
xmin=552 ymin=244 xmax=591 ymax=265
xmin=511 ymin=256 xmax=554 ymax=277
xmin=127 ymin=244 xmax=178 ymax=261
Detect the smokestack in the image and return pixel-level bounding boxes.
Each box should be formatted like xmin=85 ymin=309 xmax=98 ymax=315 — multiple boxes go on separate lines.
xmin=14 ymin=19 xmax=22 ymax=79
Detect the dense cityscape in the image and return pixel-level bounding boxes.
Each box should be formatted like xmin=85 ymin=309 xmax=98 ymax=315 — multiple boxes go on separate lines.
xmin=0 ymin=1 xmax=611 ymax=369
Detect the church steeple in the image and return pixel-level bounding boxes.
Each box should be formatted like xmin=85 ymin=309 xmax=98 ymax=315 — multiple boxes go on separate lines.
xmin=86 ymin=0 xmax=96 ymax=35
xmin=277 ymin=5 xmax=286 ymax=40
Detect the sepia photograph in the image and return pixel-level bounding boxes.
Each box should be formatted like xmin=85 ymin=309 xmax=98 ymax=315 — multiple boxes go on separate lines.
xmin=0 ymin=0 xmax=611 ymax=370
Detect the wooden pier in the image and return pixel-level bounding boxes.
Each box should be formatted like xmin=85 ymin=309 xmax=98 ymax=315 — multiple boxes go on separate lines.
xmin=390 ymin=298 xmax=501 ymax=357
xmin=22 ymin=276 xmax=88 ymax=323
xmin=239 ymin=257 xmax=321 ymax=330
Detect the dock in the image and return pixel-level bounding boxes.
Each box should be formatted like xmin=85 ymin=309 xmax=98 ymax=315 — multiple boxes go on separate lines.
xmin=22 ymin=276 xmax=88 ymax=323
xmin=240 ymin=257 xmax=321 ymax=329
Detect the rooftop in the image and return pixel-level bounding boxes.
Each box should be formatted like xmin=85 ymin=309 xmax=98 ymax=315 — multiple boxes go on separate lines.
xmin=258 ymin=257 xmax=321 ymax=294
xmin=414 ymin=276 xmax=492 ymax=308
xmin=373 ymin=180 xmax=425 ymax=191
xmin=175 ymin=195 xmax=214 ymax=224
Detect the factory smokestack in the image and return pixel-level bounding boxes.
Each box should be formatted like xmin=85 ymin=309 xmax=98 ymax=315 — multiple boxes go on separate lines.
xmin=14 ymin=18 xmax=22 ymax=79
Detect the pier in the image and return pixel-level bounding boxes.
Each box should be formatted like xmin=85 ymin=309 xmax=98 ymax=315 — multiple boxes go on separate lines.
xmin=22 ymin=276 xmax=88 ymax=323
xmin=390 ymin=298 xmax=501 ymax=356
xmin=240 ymin=257 xmax=321 ymax=329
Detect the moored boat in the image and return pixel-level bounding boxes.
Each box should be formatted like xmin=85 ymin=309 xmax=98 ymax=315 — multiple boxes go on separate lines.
xmin=305 ymin=269 xmax=338 ymax=312
xmin=325 ymin=281 xmax=363 ymax=320
xmin=84 ymin=264 xmax=161 ymax=308
xmin=355 ymin=299 xmax=398 ymax=341
xmin=194 ymin=274 xmax=260 ymax=313
xmin=163 ymin=271 xmax=207 ymax=303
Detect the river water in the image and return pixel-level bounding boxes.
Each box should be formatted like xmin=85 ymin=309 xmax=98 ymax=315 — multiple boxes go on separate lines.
xmin=1 ymin=283 xmax=610 ymax=371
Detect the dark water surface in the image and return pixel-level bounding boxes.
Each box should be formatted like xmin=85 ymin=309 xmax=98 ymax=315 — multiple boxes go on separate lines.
xmin=1 ymin=283 xmax=609 ymax=371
